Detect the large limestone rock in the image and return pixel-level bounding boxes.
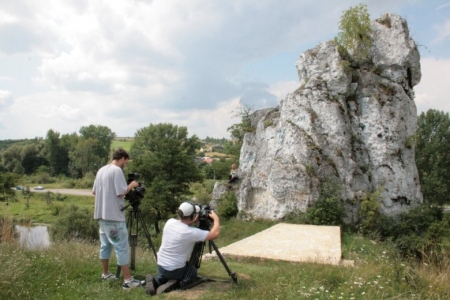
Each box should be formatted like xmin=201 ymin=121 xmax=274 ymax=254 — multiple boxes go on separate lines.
xmin=230 ymin=13 xmax=423 ymax=220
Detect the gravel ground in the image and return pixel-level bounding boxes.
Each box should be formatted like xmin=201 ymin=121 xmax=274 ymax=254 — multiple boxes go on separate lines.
xmin=30 ymin=188 xmax=94 ymax=196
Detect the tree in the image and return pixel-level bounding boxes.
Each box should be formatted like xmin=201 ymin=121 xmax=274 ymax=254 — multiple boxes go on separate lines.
xmin=227 ymin=100 xmax=255 ymax=145
xmin=69 ymin=138 xmax=102 ymax=177
xmin=0 ymin=172 xmax=15 ymax=202
xmin=131 ymin=123 xmax=203 ymax=226
xmin=45 ymin=129 xmax=71 ymax=176
xmin=415 ymin=109 xmax=450 ymax=206
xmin=210 ymin=158 xmax=232 ymax=180
xmin=225 ymin=100 xmax=255 ymax=164
xmin=20 ymin=139 xmax=48 ymax=175
xmin=335 ymin=3 xmax=372 ymax=61
xmin=79 ymin=125 xmax=116 ymax=165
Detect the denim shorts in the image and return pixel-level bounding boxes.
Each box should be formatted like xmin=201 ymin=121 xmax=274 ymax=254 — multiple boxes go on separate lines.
xmin=98 ymin=219 xmax=129 ymax=266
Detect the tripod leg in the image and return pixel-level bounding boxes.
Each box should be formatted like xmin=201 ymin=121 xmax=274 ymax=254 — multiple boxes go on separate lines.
xmin=180 ymin=242 xmax=204 ymax=289
xmin=130 ymin=233 xmax=137 ymax=270
xmin=128 ymin=210 xmax=137 ymax=270
xmin=209 ymin=241 xmax=238 ymax=283
xmin=136 ymin=210 xmax=158 ymax=260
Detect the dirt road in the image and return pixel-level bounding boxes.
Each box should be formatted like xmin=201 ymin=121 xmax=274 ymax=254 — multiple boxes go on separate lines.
xmin=31 ymin=189 xmax=94 ymax=196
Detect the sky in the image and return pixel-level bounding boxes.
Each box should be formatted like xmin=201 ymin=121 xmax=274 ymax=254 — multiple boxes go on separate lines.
xmin=0 ymin=0 xmax=449 ymax=140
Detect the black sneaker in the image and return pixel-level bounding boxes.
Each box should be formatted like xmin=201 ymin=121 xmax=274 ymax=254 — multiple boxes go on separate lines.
xmin=156 ymin=279 xmax=178 ymax=294
xmin=145 ymin=274 xmax=156 ymax=295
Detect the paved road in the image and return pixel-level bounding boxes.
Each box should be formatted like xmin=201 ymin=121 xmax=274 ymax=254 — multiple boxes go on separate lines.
xmin=31 ymin=189 xmax=94 ymax=196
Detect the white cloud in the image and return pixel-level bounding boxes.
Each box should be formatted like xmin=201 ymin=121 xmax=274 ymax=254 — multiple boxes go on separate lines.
xmin=0 ymin=0 xmax=448 ymax=139
xmin=415 ymin=57 xmax=450 ymax=114
xmin=433 ymin=19 xmax=450 ymax=43
xmin=0 ymin=89 xmax=12 ymax=106
xmin=269 ymin=81 xmax=299 ymax=102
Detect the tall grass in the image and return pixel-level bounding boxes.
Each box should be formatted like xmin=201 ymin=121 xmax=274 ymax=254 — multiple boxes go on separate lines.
xmin=1 ymin=216 xmax=450 ymax=299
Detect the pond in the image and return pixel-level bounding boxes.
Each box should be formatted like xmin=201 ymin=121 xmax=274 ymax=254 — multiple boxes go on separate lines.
xmin=15 ymin=225 xmax=51 ymax=249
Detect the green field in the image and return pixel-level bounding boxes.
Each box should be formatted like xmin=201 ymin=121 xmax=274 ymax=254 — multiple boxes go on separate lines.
xmin=2 ymin=191 xmax=94 ymax=224
xmin=111 ymin=139 xmax=133 ymax=152
xmin=2 ymin=214 xmax=449 ymax=299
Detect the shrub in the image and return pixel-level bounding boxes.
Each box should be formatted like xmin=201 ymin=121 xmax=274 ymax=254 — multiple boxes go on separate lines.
xmin=361 ymin=204 xmax=450 ymax=265
xmin=357 ymin=188 xmax=382 ymax=236
xmin=216 ymin=192 xmax=238 ymax=220
xmin=335 ymin=3 xmax=372 ymax=62
xmin=190 ymin=180 xmax=215 ymax=203
xmin=0 ymin=216 xmax=15 ymax=243
xmin=51 ymin=204 xmax=98 ymax=241
xmin=283 ymin=209 xmax=308 ymax=224
xmin=307 ymin=178 xmax=345 ymax=226
xmin=74 ymin=172 xmax=96 ymax=189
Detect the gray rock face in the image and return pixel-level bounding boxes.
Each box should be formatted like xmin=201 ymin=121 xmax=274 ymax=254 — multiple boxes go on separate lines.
xmin=233 ymin=13 xmax=423 ymax=220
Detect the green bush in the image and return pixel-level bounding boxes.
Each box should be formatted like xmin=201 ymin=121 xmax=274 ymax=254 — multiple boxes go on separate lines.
xmin=364 ymin=205 xmax=450 ymax=264
xmin=357 ymin=188 xmax=382 ymax=236
xmin=335 ymin=3 xmax=372 ymax=62
xmin=306 ymin=178 xmax=345 ymax=226
xmin=395 ymin=206 xmax=449 ymax=263
xmin=283 ymin=209 xmax=308 ymax=224
xmin=74 ymin=172 xmax=96 ymax=188
xmin=216 ymin=192 xmax=238 ymax=220
xmin=190 ymin=180 xmax=215 ymax=203
xmin=51 ymin=204 xmax=98 ymax=241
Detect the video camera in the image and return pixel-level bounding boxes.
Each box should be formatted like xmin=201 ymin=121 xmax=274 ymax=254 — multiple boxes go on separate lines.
xmin=197 ymin=204 xmax=213 ymax=230
xmin=124 ymin=172 xmax=146 ymax=207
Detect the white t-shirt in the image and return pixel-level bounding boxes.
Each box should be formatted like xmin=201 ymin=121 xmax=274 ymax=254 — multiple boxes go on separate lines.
xmin=92 ymin=164 xmax=128 ymax=221
xmin=157 ymin=218 xmax=209 ymax=270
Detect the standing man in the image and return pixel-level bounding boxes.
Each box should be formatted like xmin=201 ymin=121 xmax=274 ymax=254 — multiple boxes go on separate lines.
xmin=92 ymin=149 xmax=143 ymax=289
xmin=145 ymin=202 xmax=221 ymax=295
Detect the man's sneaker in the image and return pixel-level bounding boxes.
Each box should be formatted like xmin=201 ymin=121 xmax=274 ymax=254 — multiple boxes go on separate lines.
xmin=122 ymin=277 xmax=144 ymax=289
xmin=145 ymin=274 xmax=156 ymax=295
xmin=156 ymin=279 xmax=178 ymax=294
xmin=101 ymin=272 xmax=117 ymax=280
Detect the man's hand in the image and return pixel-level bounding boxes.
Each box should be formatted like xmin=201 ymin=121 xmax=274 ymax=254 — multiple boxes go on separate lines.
xmin=205 ymin=210 xmax=220 ymax=241
xmin=119 ymin=180 xmax=140 ymax=198
xmin=209 ymin=210 xmax=219 ymax=222
xmin=129 ymin=180 xmax=139 ymax=188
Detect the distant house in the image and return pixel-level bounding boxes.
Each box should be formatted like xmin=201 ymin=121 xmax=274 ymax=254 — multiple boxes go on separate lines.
xmin=202 ymin=157 xmax=213 ymax=164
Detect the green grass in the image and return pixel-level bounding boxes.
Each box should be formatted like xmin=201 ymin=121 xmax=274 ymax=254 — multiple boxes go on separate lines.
xmin=1 ymin=223 xmax=449 ymax=299
xmin=2 ymin=191 xmax=94 ymax=224
xmin=1 ymin=199 xmax=450 ymax=299
xmin=111 ymin=139 xmax=133 ymax=152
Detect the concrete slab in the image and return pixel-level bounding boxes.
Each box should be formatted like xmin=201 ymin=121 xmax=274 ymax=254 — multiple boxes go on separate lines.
xmin=211 ymin=223 xmax=343 ymax=265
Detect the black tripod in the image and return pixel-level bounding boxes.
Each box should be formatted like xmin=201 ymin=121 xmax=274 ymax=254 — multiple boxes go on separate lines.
xmin=179 ymin=216 xmax=238 ymax=290
xmin=115 ymin=203 xmax=158 ymax=277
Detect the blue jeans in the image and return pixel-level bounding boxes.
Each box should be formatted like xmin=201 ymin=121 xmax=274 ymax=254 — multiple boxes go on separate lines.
xmin=155 ymin=263 xmax=197 ymax=286
xmin=98 ymin=220 xmax=129 ymax=266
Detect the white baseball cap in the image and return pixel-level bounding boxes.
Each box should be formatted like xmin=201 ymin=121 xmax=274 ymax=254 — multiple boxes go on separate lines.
xmin=178 ymin=202 xmax=200 ymax=218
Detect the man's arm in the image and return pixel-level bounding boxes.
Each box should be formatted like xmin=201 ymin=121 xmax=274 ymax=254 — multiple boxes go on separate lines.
xmin=205 ymin=211 xmax=220 ymax=241
xmin=118 ymin=180 xmax=139 ymax=198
